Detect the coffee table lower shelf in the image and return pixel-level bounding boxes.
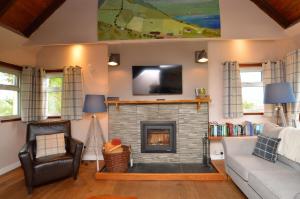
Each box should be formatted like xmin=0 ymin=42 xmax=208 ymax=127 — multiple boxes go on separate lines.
xmin=95 ymin=160 xmax=227 ymax=181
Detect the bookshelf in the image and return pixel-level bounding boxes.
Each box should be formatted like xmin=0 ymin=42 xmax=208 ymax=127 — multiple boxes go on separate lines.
xmin=208 ymin=136 xmax=223 ymax=141
xmin=208 ymin=135 xmax=256 ymax=141
xmin=208 ymin=122 xmax=263 ymax=141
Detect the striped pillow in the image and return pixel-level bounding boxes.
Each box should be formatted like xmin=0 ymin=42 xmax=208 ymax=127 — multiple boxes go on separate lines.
xmin=252 ymin=134 xmax=281 ymax=163
xmin=36 ymin=133 xmax=66 ymax=158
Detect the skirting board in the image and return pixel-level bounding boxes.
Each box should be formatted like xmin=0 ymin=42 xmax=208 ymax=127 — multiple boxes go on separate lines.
xmin=211 ymin=154 xmax=224 ymax=160
xmin=0 ymin=161 xmax=20 ymax=176
xmin=83 ymin=154 xmax=104 ymax=161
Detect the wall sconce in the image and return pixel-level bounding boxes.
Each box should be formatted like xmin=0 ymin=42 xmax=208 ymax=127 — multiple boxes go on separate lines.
xmin=108 ymin=54 xmax=120 ymax=66
xmin=195 ymin=50 xmax=208 ymax=63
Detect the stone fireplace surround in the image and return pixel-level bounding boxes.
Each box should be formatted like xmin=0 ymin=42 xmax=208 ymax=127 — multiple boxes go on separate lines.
xmin=108 ymin=103 xmax=208 ymax=163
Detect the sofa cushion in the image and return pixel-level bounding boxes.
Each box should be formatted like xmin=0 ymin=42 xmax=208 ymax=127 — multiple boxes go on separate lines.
xmin=227 ymin=154 xmax=291 ymax=181
xmin=278 ymin=154 xmax=300 ymax=172
xmin=262 ymin=122 xmax=283 ymax=138
xmin=252 ymin=134 xmax=281 ymax=162
xmin=248 ymin=170 xmax=300 ymax=199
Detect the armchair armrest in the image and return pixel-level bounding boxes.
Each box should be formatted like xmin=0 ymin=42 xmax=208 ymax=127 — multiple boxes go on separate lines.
xmin=66 ymin=137 xmax=83 ymax=179
xmin=222 ymin=136 xmax=257 ymax=157
xmin=18 ymin=142 xmax=34 ymax=192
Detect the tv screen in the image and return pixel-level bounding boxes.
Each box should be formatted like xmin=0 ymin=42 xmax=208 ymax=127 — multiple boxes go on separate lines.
xmin=132 ymin=65 xmax=182 ymax=95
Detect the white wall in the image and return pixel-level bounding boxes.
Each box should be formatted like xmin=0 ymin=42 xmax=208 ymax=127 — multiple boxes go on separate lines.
xmin=36 ymin=44 xmax=109 ymax=160
xmin=219 ymin=0 xmax=285 ymax=39
xmin=0 ymin=27 xmax=39 ymax=174
xmin=208 ymin=40 xmax=288 ymax=123
xmin=207 ymin=40 xmax=290 ymax=159
xmin=0 ymin=122 xmax=26 ymax=175
xmin=108 ymin=41 xmax=208 ymax=100
xmin=29 ymin=0 xmax=98 ymax=45
xmin=28 ymin=0 xmax=289 ymax=45
xmin=0 ymin=27 xmax=39 ymax=66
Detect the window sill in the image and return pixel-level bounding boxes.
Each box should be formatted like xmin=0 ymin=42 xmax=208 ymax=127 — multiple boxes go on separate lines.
xmin=0 ymin=117 xmax=21 ymax=123
xmin=47 ymin=116 xmax=61 ymax=119
xmin=1 ymin=116 xmax=62 ymax=123
xmin=243 ymin=112 xmax=264 ymax=115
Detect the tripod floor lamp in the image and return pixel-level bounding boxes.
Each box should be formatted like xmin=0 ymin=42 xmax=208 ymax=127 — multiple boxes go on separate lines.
xmin=264 ymin=83 xmax=296 ymax=127
xmin=83 ymin=95 xmax=107 ymax=171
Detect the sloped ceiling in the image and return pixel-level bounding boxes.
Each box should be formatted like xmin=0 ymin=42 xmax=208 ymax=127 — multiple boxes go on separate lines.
xmin=0 ymin=0 xmax=65 ymax=37
xmin=250 ymin=0 xmax=300 ymax=28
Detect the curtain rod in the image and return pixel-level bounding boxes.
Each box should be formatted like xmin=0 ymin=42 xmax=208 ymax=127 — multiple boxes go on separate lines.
xmin=222 ymin=61 xmax=278 ymax=65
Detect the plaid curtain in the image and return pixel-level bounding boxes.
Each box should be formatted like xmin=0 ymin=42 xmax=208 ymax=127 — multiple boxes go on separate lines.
xmin=286 ymin=49 xmax=300 ymax=126
xmin=262 ymin=60 xmax=286 ymax=117
xmin=223 ymin=61 xmax=243 ymax=118
xmin=61 ymin=66 xmax=83 ymax=120
xmin=21 ymin=67 xmax=47 ymax=122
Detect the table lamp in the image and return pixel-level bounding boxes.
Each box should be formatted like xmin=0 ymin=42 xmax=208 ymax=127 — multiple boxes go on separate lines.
xmin=264 ymin=83 xmax=296 ymax=126
xmin=83 ymin=95 xmax=107 ymax=171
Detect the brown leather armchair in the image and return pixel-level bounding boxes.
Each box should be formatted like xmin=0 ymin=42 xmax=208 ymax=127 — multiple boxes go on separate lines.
xmin=18 ymin=120 xmax=83 ymax=194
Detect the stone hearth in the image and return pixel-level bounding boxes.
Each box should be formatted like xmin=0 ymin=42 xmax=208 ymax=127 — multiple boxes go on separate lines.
xmin=108 ymin=103 xmax=208 ymax=163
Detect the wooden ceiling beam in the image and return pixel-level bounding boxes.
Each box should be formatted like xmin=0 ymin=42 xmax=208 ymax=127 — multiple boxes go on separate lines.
xmin=23 ymin=0 xmax=65 ymax=37
xmin=0 ymin=0 xmax=16 ymax=17
xmin=250 ymin=0 xmax=289 ymax=28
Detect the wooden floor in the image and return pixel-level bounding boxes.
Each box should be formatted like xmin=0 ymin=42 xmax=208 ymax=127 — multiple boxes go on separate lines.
xmin=0 ymin=161 xmax=246 ymax=199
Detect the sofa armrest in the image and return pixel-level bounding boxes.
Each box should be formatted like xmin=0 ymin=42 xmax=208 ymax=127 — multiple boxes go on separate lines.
xmin=18 ymin=142 xmax=34 ymax=191
xmin=67 ymin=137 xmax=83 ymax=179
xmin=222 ymin=136 xmax=257 ymax=157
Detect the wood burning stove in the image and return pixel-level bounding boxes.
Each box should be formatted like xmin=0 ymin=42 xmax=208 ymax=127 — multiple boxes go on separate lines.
xmin=141 ymin=121 xmax=176 ymax=153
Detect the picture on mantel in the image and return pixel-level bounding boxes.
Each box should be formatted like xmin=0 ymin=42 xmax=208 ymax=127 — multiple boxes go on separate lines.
xmin=97 ymin=0 xmax=221 ymax=41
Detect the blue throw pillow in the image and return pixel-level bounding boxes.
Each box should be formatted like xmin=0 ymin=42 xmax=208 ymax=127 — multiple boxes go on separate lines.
xmin=252 ymin=134 xmax=281 ymax=163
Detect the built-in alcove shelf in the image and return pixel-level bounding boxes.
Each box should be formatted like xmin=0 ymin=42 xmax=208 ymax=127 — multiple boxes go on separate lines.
xmin=105 ymin=96 xmax=211 ymax=111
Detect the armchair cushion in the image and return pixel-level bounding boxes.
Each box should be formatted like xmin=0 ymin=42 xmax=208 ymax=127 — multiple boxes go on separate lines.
xmin=34 ymin=153 xmax=73 ymax=164
xmin=33 ymin=153 xmax=73 ymax=186
xmin=36 ymin=133 xmax=66 ymax=158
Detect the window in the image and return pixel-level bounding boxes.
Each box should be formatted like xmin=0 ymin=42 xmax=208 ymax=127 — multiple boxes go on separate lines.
xmin=0 ymin=66 xmax=20 ymax=119
xmin=46 ymin=73 xmax=63 ymax=117
xmin=240 ymin=66 xmax=264 ymax=114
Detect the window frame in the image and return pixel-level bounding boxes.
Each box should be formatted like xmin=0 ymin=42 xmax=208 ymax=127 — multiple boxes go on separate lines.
xmin=45 ymin=72 xmax=63 ymax=118
xmin=240 ymin=63 xmax=264 ymax=115
xmin=0 ymin=64 xmax=21 ymax=120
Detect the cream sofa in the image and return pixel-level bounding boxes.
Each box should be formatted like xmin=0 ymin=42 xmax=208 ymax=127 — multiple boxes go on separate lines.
xmin=222 ymin=135 xmax=300 ymax=199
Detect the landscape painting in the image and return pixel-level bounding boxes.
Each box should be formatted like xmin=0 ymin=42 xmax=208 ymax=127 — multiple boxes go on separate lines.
xmin=97 ymin=0 xmax=221 ymax=41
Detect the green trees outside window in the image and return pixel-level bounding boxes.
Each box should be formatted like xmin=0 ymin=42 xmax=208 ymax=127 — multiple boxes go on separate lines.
xmin=46 ymin=76 xmax=63 ymax=116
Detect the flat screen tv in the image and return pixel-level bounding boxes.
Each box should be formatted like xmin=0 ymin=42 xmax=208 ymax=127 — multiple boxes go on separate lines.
xmin=132 ymin=65 xmax=182 ymax=95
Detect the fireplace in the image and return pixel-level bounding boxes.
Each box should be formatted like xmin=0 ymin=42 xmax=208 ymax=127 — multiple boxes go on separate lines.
xmin=141 ymin=121 xmax=176 ymax=153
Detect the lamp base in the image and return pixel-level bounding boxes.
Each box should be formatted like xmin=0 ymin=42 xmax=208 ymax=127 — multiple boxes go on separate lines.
xmin=82 ymin=114 xmax=106 ymax=172
xmin=273 ymin=104 xmax=287 ymax=127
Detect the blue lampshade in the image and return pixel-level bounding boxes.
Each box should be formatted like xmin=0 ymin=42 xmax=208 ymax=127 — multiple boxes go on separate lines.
xmin=264 ymin=83 xmax=296 ymax=104
xmin=83 ymin=95 xmax=107 ymax=113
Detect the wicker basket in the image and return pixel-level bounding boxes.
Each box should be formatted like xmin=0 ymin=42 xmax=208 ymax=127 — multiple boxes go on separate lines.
xmin=102 ymin=145 xmax=130 ymax=172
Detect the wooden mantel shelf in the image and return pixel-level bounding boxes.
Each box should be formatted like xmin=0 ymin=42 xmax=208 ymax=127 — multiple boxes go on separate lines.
xmin=106 ymin=96 xmax=211 ymax=110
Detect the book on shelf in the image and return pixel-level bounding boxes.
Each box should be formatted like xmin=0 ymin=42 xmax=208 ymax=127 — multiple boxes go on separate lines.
xmin=209 ymin=121 xmax=263 ymax=138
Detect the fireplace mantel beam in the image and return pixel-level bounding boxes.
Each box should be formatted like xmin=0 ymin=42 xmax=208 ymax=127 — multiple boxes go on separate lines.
xmin=105 ymin=97 xmax=211 ymax=111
